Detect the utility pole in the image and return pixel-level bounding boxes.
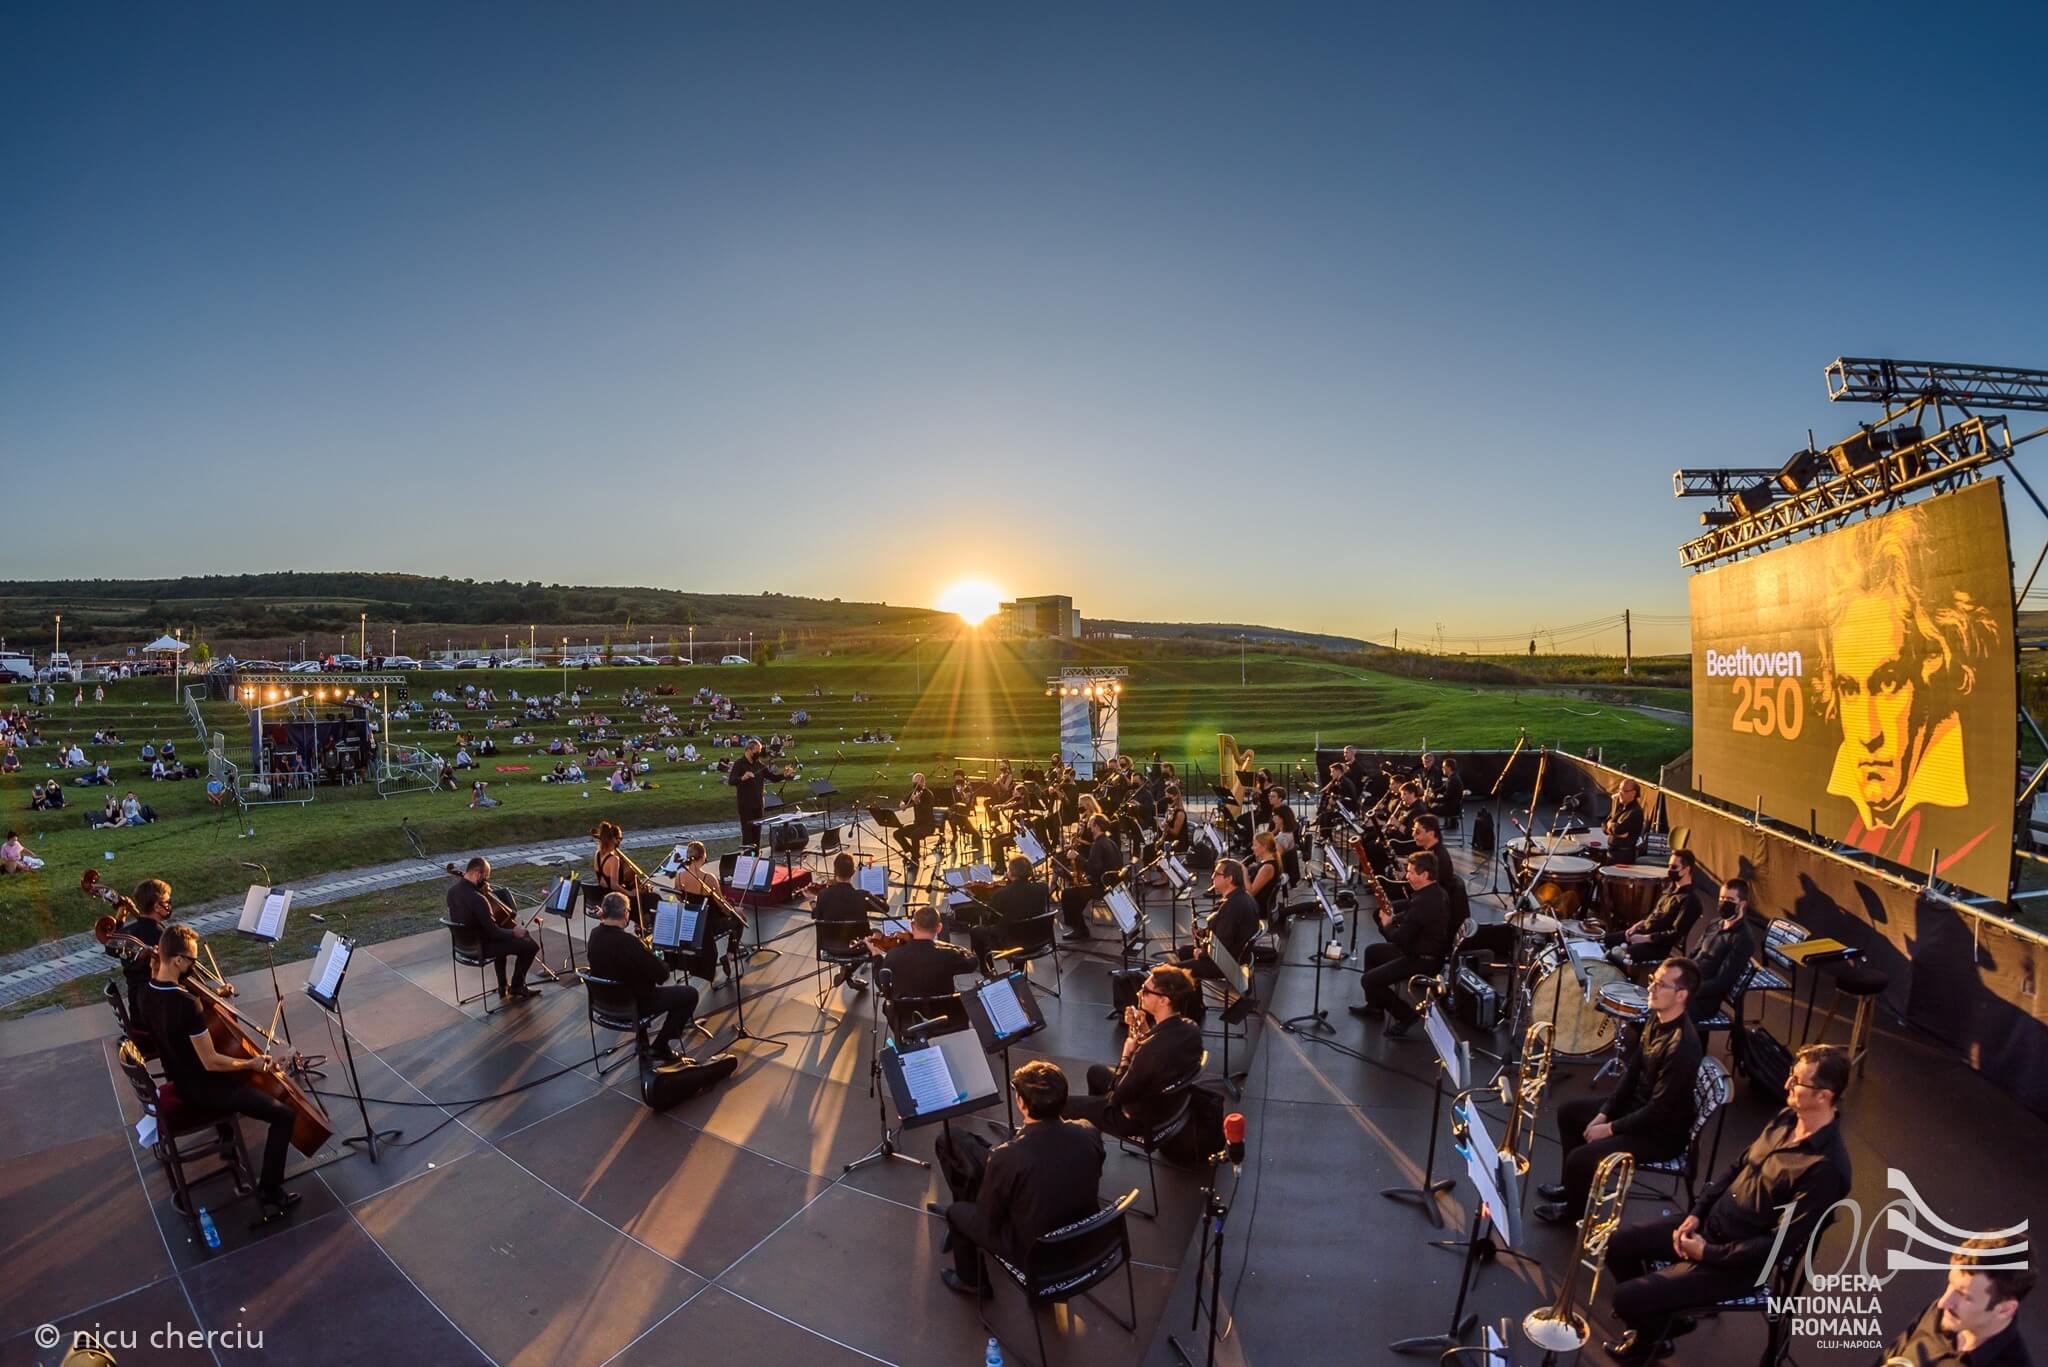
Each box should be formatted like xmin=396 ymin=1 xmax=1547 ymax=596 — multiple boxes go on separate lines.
xmin=1239 ymin=635 xmax=1246 ymax=686
xmin=1392 ymin=628 xmax=1398 ymax=652
xmin=1624 ymin=609 xmax=1633 ymax=677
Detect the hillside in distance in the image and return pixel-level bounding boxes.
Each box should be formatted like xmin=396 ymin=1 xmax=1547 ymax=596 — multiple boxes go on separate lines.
xmin=1086 ymin=618 xmax=1380 ymax=652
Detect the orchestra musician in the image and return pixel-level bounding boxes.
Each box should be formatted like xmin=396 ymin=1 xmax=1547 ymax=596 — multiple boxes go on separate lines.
xmin=969 ymin=855 xmax=1050 ymax=975
xmin=1173 ymin=858 xmax=1262 ymax=986
xmin=1349 ymin=851 xmax=1456 ymax=1038
xmin=1160 ymin=784 xmax=1190 ymax=854
xmin=445 ymin=857 xmax=540 ymax=1001
xmin=1244 ymin=831 xmax=1283 ymax=921
xmin=591 ymin=820 xmax=655 ymax=929
xmin=988 ymin=759 xmax=1016 ymax=807
xmin=895 ymin=772 xmax=937 ymax=867
xmin=585 ymin=892 xmax=701 ymax=1061
xmin=936 ymin=1059 xmax=1104 ymax=1298
xmin=947 ymin=768 xmax=977 ymax=843
xmin=1689 ymin=879 xmax=1758 ymax=1025
xmin=869 ymin=904 xmax=976 ymax=1002
xmin=1605 ymin=848 xmax=1705 ymax=965
xmin=1535 ymin=956 xmax=1704 ymax=1226
xmin=1605 ymin=777 xmax=1646 ymax=865
xmin=141 ymin=922 xmax=302 ymax=1216
xmin=728 ymin=738 xmax=793 ymax=848
xmin=669 ymin=840 xmax=746 ymax=970
xmin=813 ymin=852 xmax=875 ymax=991
xmin=1262 ymin=787 xmax=1301 ymax=884
xmin=1057 ymin=814 xmax=1121 ymax=940
xmin=1600 ymin=1045 xmax=1852 ymax=1363
xmin=119 ymin=878 xmax=176 ymax=1026
xmin=1410 ymin=814 xmax=1468 ymax=925
xmin=1066 ymin=965 xmax=1205 ymax=1138
xmin=1431 ymin=756 xmax=1463 ymax=822
xmin=1879 ymin=1233 xmax=2033 ymax=1367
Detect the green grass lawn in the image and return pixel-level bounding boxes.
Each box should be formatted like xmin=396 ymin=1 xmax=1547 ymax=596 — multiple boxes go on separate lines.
xmin=1 ymin=640 xmax=1689 ymax=955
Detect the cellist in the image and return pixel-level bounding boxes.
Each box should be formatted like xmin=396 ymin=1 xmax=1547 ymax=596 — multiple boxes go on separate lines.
xmin=140 ymin=923 xmax=303 ymax=1217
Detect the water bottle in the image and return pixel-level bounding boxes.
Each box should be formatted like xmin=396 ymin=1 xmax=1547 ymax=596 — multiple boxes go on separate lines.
xmin=984 ymin=1337 xmax=1003 ymax=1367
xmin=197 ymin=1207 xmax=221 ymax=1250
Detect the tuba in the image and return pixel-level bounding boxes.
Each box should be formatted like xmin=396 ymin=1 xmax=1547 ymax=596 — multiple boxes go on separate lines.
xmin=1523 ymin=1149 xmax=1633 ymax=1353
xmin=1498 ymin=1020 xmax=1554 ymax=1178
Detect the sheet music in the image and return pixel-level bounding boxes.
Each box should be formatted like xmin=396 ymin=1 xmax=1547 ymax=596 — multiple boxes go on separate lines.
xmin=1566 ymin=938 xmax=1607 ymax=963
xmin=1014 ymin=829 xmax=1047 ymax=864
xmin=880 ymin=917 xmax=911 ymax=937
xmin=257 ymin=890 xmax=288 ymax=939
xmin=899 ymin=1045 xmax=963 ymax=1115
xmin=1423 ymin=1004 xmax=1464 ymax=1090
xmin=1105 ymin=887 xmax=1140 ymax=936
xmin=855 ymin=865 xmax=888 ymax=897
xmin=943 ymin=868 xmax=967 ymax=889
xmin=970 ymin=864 xmax=994 ymax=883
xmin=549 ymin=878 xmax=576 ymax=914
xmin=979 ymin=976 xmax=1032 ymax=1041
xmin=308 ymin=932 xmax=351 ymax=1003
xmin=652 ymin=899 xmax=700 ymax=949
xmin=1462 ymin=1091 xmax=1498 ymax=1163
xmin=1163 ymin=854 xmax=1190 ymax=889
xmin=1326 ymin=849 xmax=1351 ymax=881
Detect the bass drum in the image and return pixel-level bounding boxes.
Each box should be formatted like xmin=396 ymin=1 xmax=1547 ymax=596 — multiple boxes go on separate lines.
xmin=1526 ymin=855 xmax=1600 ymax=919
xmin=1527 ymin=941 xmax=1626 ymax=1059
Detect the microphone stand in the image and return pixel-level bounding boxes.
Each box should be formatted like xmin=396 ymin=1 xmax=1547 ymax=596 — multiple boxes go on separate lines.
xmin=1168 ymin=1152 xmax=1240 ymax=1367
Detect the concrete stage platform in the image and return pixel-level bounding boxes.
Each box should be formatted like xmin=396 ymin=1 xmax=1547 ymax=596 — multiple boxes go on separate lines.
xmin=1 ymin=825 xmax=2040 ymax=1366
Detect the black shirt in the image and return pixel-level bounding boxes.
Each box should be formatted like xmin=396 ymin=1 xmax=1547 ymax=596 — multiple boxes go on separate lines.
xmin=992 ymin=877 xmax=1049 ymax=925
xmin=1605 ymin=799 xmax=1645 ymax=862
xmin=1383 ymin=881 xmax=1455 ymax=962
xmin=729 ymin=753 xmax=781 ymax=820
xmin=1883 ymin=1296 xmax=2032 ymax=1367
xmin=904 ymin=786 xmax=936 ymax=835
xmin=120 ymin=916 xmax=166 ymax=998
xmin=967 ymin=1118 xmax=1105 ymax=1264
xmin=445 ymin=878 xmax=501 ymax=937
xmin=880 ymin=937 xmax=977 ymax=1001
xmin=813 ymin=880 xmax=870 ymax=925
xmin=1691 ymin=1108 xmax=1852 ymax=1270
xmin=140 ymin=979 xmax=214 ymax=1097
xmin=585 ymin=922 xmax=670 ymax=1012
xmin=1604 ymin=1010 xmax=1702 ymax=1146
xmin=1086 ymin=833 xmax=1122 ymax=888
xmin=1108 ymin=1014 xmax=1205 ymax=1131
xmin=1208 ymin=888 xmax=1262 ymax=964
xmin=1691 ymin=913 xmax=1757 ymax=1020
xmin=1636 ymin=881 xmax=1703 ymax=946
xmin=1129 ymin=786 xmax=1158 ymax=829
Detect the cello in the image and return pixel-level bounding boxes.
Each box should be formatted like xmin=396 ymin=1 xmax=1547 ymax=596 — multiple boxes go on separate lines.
xmin=96 ymin=922 xmax=334 ymax=1157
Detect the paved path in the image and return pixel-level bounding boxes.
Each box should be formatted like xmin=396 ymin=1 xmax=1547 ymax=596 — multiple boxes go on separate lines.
xmin=0 ymin=821 xmax=740 ymax=1008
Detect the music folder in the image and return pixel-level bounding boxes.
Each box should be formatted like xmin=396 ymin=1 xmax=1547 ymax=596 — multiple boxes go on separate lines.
xmin=880 ymin=1029 xmax=1001 ymax=1129
xmin=1013 ymin=829 xmax=1048 ymax=864
xmin=1422 ymin=1001 xmax=1467 ymax=1090
xmin=305 ymin=931 xmax=355 ymax=1011
xmin=1208 ymin=937 xmax=1251 ymax=996
xmin=545 ymin=877 xmax=582 ymax=919
xmin=650 ymin=896 xmax=709 ymax=954
xmin=236 ymin=884 xmax=292 ymax=944
xmin=964 ymin=971 xmax=1047 ymax=1052
xmin=729 ymin=855 xmax=775 ymax=891
xmin=854 ymin=865 xmax=888 ymax=898
xmin=1162 ymin=854 xmax=1191 ymax=891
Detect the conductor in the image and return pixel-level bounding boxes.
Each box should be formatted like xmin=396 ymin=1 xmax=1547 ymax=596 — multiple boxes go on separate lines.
xmin=728 ymin=739 xmax=793 ymax=849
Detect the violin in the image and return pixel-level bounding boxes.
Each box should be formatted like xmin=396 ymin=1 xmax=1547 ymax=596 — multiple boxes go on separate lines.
xmin=96 ymin=926 xmax=330 ymax=1155
xmin=445 ymin=862 xmax=517 ymax=928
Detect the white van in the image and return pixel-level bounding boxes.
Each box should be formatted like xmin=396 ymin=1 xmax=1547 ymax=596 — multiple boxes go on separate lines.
xmin=0 ymin=652 xmax=33 ymax=682
xmin=719 ymin=654 xmax=750 ymax=665
xmin=41 ymin=652 xmax=78 ymax=683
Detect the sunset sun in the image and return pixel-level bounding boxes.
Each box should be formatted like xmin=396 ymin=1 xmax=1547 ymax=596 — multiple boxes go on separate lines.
xmin=937 ymin=578 xmax=1004 ymax=626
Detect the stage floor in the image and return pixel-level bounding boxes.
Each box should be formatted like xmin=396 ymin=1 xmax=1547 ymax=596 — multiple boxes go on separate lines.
xmin=1 ymin=828 xmax=2041 ymax=1366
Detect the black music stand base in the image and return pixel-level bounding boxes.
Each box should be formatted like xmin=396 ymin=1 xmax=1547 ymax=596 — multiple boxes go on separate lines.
xmin=1280 ymin=916 xmax=1341 ymax=1036
xmin=1379 ymin=1070 xmax=1455 ymax=1227
xmin=332 ymin=998 xmax=400 ymax=1164
xmin=1390 ymin=1203 xmax=1485 ymax=1353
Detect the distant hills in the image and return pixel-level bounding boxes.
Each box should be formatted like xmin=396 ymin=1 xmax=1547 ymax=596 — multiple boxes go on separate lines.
xmin=1085 ymin=619 xmax=1380 ymax=652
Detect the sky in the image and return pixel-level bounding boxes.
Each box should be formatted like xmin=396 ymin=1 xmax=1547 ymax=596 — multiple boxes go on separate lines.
xmin=5 ymin=2 xmax=2046 ymax=656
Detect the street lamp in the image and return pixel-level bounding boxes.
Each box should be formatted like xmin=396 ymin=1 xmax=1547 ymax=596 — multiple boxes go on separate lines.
xmin=687 ymin=625 xmax=694 ymax=664
xmin=562 ymin=637 xmax=569 ymax=697
xmin=360 ymin=612 xmax=367 ymax=661
xmin=1239 ymin=635 xmax=1246 ymax=686
xmin=914 ymin=637 xmax=922 ymax=692
xmin=53 ymin=614 xmax=60 ymax=657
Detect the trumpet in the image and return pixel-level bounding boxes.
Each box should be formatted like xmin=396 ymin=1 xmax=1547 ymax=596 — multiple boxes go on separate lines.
xmin=1498 ymin=1020 xmax=1554 ymax=1178
xmin=1523 ymin=1149 xmax=1633 ymax=1354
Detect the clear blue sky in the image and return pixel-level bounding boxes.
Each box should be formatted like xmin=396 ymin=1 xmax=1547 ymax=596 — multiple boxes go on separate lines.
xmin=5 ymin=2 xmax=2044 ymax=655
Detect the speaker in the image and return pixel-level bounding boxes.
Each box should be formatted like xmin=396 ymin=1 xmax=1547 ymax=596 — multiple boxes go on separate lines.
xmin=1109 ymin=967 xmax=1147 ymax=1015
xmin=769 ymin=817 xmax=809 ymax=853
xmin=640 ymin=1053 xmax=737 ymax=1111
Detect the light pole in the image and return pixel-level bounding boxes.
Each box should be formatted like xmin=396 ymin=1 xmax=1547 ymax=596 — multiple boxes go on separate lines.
xmin=914 ymin=637 xmax=922 ymax=692
xmin=747 ymin=630 xmax=753 ymax=662
xmin=687 ymin=625 xmax=694 ymax=664
xmin=360 ymin=613 xmax=367 ymax=662
xmin=53 ymin=614 xmax=61 ymax=658
xmin=389 ymin=627 xmax=396 ymax=657
xmin=1239 ymin=635 xmax=1246 ymax=686
xmin=562 ymin=638 xmax=569 ymax=698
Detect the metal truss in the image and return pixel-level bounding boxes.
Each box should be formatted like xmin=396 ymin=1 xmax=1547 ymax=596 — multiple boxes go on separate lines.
xmin=1671 ymin=468 xmax=1780 ymax=498
xmin=1827 ymin=357 xmax=2048 ymax=414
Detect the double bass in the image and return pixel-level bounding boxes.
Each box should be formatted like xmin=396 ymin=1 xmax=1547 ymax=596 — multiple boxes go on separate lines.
xmin=95 ymin=923 xmax=334 ymax=1157
xmin=444 ymin=862 xmax=517 ymax=928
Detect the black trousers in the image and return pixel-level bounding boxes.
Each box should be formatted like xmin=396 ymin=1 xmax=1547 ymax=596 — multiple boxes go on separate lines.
xmin=1171 ymin=945 xmax=1226 ymax=985
xmin=647 ymin=983 xmax=700 ymax=1052
xmin=188 ymin=1080 xmax=295 ymax=1194
xmin=1058 ymin=886 xmax=1096 ymax=933
xmin=1361 ymin=945 xmax=1433 ymax=1023
xmin=1064 ymin=1070 xmax=1134 ymax=1138
xmin=1554 ymin=1096 xmax=1685 ymax=1214
xmin=739 ymin=813 xmax=762 ymax=848
xmin=1605 ymin=1215 xmax=1760 ymax=1337
xmin=481 ymin=930 xmax=538 ymax=991
xmin=945 ymin=1201 xmax=990 ymax=1286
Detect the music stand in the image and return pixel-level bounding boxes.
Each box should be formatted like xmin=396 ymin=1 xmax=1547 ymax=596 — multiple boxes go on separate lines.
xmin=1280 ymin=882 xmax=1346 ymax=1036
xmin=877 ymin=1029 xmax=1002 ymax=1130
xmin=1392 ymin=1099 xmax=1521 ymax=1354
xmin=1013 ymin=827 xmax=1049 ymax=868
xmin=305 ymin=931 xmax=400 ymax=1164
xmin=807 ymin=776 xmax=838 ymax=828
xmin=1379 ymin=999 xmax=1466 ymax=1227
xmin=540 ymin=876 xmax=585 ymax=984
xmin=236 ymin=884 xmax=299 ymax=1052
xmin=1208 ymin=937 xmax=1251 ymax=1097
xmin=963 ymin=970 xmax=1049 ymax=1138
xmin=727 ymin=854 xmax=783 ymax=965
xmin=1158 ymin=853 xmax=1195 ymax=956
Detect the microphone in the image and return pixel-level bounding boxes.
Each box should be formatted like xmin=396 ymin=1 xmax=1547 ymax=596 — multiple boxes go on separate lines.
xmin=1222 ymin=1112 xmax=1246 ymax=1173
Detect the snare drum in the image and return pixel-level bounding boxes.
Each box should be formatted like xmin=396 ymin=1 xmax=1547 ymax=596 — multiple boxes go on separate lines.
xmin=1598 ymin=862 xmax=1669 ymax=926
xmin=1526 ymin=855 xmax=1600 ymax=918
xmin=1527 ymin=941 xmax=1626 ymax=1058
xmin=1596 ymin=982 xmax=1650 ymax=1021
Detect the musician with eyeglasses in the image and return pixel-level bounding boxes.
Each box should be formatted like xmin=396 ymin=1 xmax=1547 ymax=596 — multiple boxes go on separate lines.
xmin=1349 ymin=851 xmax=1456 ymax=1038
xmin=118 ymin=878 xmax=175 ymax=1027
xmin=1172 ymin=858 xmax=1262 ymax=985
xmin=141 ymin=923 xmax=302 ymax=1217
xmin=1536 ymin=956 xmax=1703 ymax=1227
xmin=446 ymin=856 xmax=540 ymax=1001
xmin=1065 ymin=966 xmax=1204 ymax=1139
xmin=1599 ymin=1044 xmax=1852 ymax=1363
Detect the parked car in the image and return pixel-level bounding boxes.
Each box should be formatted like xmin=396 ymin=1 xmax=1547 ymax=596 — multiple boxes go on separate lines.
xmin=453 ymin=657 xmax=485 ymax=669
xmin=423 ymin=660 xmax=454 ymax=670
xmin=383 ymin=655 xmax=421 ymax=670
xmin=719 ymin=654 xmax=750 ymax=665
xmin=288 ymin=661 xmax=323 ymax=674
xmin=501 ymin=657 xmax=543 ymax=669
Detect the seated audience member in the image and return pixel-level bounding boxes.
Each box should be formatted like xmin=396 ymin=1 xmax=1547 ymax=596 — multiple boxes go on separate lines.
xmin=1351 ymin=850 xmax=1458 ymax=1037
xmin=205 ymin=777 xmax=227 ymax=806
xmin=66 ymin=743 xmax=86 ymax=767
xmin=469 ymin=781 xmax=501 ymax=809
xmin=1066 ymin=965 xmax=1205 ymax=1138
xmin=585 ymin=891 xmax=701 ymax=1061
xmin=120 ymin=791 xmax=153 ymax=825
xmin=0 ymin=750 xmax=17 ymax=775
xmin=1 ymin=831 xmax=43 ymax=873
xmin=936 ymin=1059 xmax=1104 ymax=1298
xmin=139 ymin=742 xmax=156 ymax=762
xmin=1599 ymin=1044 xmax=1853 ymax=1362
xmin=1880 ymin=1233 xmax=2033 ymax=1367
xmin=1689 ymin=880 xmax=1758 ymax=1024
xmin=565 ymin=761 xmax=585 ymax=783
xmin=608 ymin=768 xmax=633 ymax=794
xmin=98 ymin=794 xmax=125 ymax=828
xmin=150 ymin=757 xmax=168 ymax=781
xmin=43 ymin=779 xmax=66 ymax=810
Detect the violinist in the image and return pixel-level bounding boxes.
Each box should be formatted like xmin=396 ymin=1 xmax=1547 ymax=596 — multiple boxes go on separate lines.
xmin=868 ymin=904 xmax=975 ymax=1001
xmin=970 ymin=855 xmax=1050 ymax=975
xmin=446 ymin=857 xmax=540 ymax=1001
xmin=1058 ymin=815 xmax=1120 ymax=941
xmin=813 ymin=853 xmax=874 ymax=991
xmin=988 ymin=760 xmax=1016 ymax=807
xmin=142 ymin=923 xmax=302 ymax=1216
xmin=1160 ymin=784 xmax=1190 ymax=854
xmin=120 ymin=878 xmax=176 ymax=1026
xmin=669 ymin=841 xmax=746 ymax=971
xmin=1263 ymin=787 xmax=1300 ymax=884
xmin=591 ymin=820 xmax=655 ymax=929
xmin=896 ymin=772 xmax=937 ymax=866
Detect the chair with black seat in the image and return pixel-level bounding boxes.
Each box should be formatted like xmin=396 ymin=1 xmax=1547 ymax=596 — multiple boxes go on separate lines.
xmin=978 ymin=1188 xmax=1141 ymax=1367
xmin=1758 ymin=917 xmax=1809 ymax=1040
xmin=992 ymin=909 xmax=1062 ymax=999
xmin=1693 ymin=961 xmax=1767 ymax=1063
xmin=888 ymin=991 xmax=967 ymax=1044
xmin=1627 ymin=1055 xmax=1731 ymax=1208
xmin=1119 ymin=1052 xmax=1207 ymax=1220
xmin=438 ymin=916 xmax=502 ymax=1015
xmin=581 ymin=972 xmax=658 ymax=1079
xmin=813 ymin=916 xmax=874 ymax=1012
xmin=103 ymin=979 xmax=158 ymax=1061
xmin=116 ymin=1039 xmax=253 ymax=1219
xmin=1641 ymin=1208 xmax=1838 ymax=1367
xmin=1813 ymin=960 xmax=1888 ymax=1078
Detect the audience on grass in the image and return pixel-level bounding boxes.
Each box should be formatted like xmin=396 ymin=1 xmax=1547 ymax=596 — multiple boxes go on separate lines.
xmin=469 ymin=781 xmax=501 ymax=809
xmin=1 ymin=831 xmax=43 ymax=872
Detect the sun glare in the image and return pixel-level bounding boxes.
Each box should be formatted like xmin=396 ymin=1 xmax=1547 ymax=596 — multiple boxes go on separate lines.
xmin=938 ymin=578 xmax=1004 ymax=627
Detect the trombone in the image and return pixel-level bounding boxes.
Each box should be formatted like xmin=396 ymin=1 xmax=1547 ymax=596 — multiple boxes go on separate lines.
xmin=1523 ymin=1149 xmax=1633 ymax=1354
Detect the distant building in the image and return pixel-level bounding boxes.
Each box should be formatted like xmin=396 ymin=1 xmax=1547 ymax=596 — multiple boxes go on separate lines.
xmin=998 ymin=595 xmax=1081 ymax=640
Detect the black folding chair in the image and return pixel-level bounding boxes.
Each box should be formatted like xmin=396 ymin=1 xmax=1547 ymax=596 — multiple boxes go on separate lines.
xmin=814 ymin=918 xmax=874 ymax=1011
xmin=978 ymin=1189 xmax=1141 ymax=1367
xmin=1120 ymin=1054 xmax=1206 ymax=1219
xmin=992 ymin=910 xmax=1063 ymax=999
xmin=439 ymin=917 xmax=502 ymax=1015
xmin=116 ymin=1040 xmax=253 ymax=1219
xmin=582 ymin=972 xmax=657 ymax=1079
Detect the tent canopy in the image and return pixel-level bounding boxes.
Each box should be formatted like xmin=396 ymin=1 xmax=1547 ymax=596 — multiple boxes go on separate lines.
xmin=141 ymin=635 xmax=189 ymax=653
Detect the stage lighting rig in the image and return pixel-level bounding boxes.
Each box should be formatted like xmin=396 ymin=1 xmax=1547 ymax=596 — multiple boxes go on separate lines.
xmin=1827 ymin=357 xmax=2048 ymax=415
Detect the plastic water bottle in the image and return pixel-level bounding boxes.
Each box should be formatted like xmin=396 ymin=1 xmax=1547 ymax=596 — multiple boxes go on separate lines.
xmin=984 ymin=1337 xmax=1003 ymax=1367
xmin=197 ymin=1207 xmax=220 ymax=1250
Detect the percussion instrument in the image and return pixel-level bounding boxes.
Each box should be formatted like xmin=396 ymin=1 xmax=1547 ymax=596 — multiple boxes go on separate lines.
xmin=1597 ymin=863 xmax=1668 ymax=926
xmin=1595 ymin=982 xmax=1650 ymax=1022
xmin=1504 ymin=834 xmax=1588 ymax=860
xmin=1525 ymin=855 xmax=1600 ymax=918
xmin=1577 ymin=830 xmax=1611 ymax=860
xmin=1505 ymin=909 xmax=1565 ymax=936
xmin=1526 ymin=939 xmax=1626 ymax=1058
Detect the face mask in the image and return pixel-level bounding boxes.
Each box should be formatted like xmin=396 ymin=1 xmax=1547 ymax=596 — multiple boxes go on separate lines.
xmin=1719 ymin=900 xmax=1739 ymax=918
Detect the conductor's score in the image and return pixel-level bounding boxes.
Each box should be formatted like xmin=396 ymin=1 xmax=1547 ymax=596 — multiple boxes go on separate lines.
xmin=1729 ymin=677 xmax=1804 ymax=740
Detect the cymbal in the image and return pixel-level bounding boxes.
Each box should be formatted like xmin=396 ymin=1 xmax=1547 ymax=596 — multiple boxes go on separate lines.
xmin=1506 ymin=910 xmax=1564 ymax=935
